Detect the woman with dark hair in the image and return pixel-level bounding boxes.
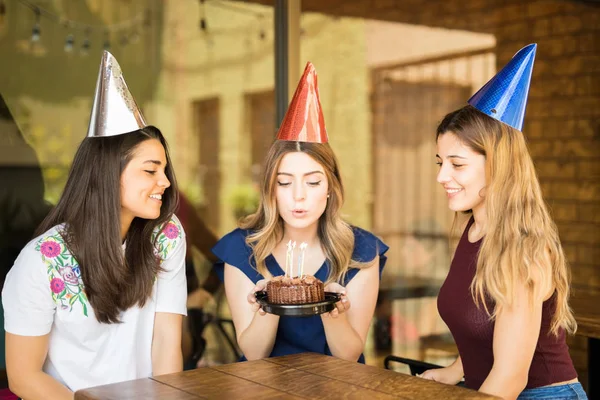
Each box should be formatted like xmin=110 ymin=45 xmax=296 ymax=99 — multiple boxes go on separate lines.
xmin=2 ymin=52 xmax=187 ymax=398
xmin=212 ymin=63 xmax=388 ymax=363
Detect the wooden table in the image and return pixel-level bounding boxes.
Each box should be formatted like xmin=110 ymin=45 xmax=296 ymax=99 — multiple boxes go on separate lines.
xmin=75 ymin=353 xmax=498 ymax=399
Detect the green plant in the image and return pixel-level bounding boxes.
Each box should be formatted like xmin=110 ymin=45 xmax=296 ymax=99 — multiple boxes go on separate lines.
xmin=228 ymin=183 xmax=259 ymax=219
xmin=180 ymin=182 xmax=205 ymax=208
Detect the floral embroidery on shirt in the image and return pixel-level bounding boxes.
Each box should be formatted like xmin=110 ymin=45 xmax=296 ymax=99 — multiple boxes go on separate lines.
xmin=153 ymin=218 xmax=183 ymax=262
xmin=33 ymin=218 xmax=182 ymax=316
xmin=35 ymin=231 xmax=89 ymax=316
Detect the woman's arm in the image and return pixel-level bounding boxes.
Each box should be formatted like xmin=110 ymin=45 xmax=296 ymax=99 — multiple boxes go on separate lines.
xmin=152 ymin=312 xmax=184 ymax=376
xmin=153 ymin=217 xmax=187 ymax=373
xmin=420 ymin=355 xmax=464 ymax=384
xmin=321 ymin=256 xmax=380 ymax=361
xmin=224 ymin=264 xmax=280 ymax=360
xmin=478 ymin=269 xmax=552 ymax=399
xmin=6 ymin=332 xmax=73 ymax=400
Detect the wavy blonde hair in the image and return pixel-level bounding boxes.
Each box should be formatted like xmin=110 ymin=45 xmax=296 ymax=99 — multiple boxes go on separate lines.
xmin=240 ymin=140 xmax=363 ymax=284
xmin=437 ymin=105 xmax=576 ymax=336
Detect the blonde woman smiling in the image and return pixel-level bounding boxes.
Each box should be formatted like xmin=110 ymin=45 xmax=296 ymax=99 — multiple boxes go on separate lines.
xmin=423 ymin=44 xmax=586 ymax=400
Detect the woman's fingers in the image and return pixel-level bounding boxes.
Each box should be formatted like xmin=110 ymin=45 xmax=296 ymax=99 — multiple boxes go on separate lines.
xmin=325 ymin=282 xmax=346 ymax=295
xmin=248 ymin=279 xmax=269 ymax=316
xmin=332 ymin=293 xmax=350 ymax=315
xmin=329 ymin=307 xmax=339 ymax=318
xmin=248 ymin=279 xmax=268 ymax=304
xmin=323 ymin=283 xmax=350 ymax=317
xmin=254 ymin=279 xmax=267 ymax=292
xmin=342 ymin=295 xmax=351 ymax=310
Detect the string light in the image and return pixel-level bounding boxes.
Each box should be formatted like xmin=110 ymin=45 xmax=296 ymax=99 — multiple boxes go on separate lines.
xmin=103 ymin=32 xmax=110 ymax=51
xmin=207 ymin=0 xmax=270 ymax=41
xmin=143 ymin=9 xmax=151 ymax=29
xmin=64 ymin=33 xmax=74 ymax=52
xmin=30 ymin=7 xmax=41 ymax=42
xmin=16 ymin=0 xmax=148 ymax=50
xmin=81 ymin=38 xmax=90 ymax=55
xmin=199 ymin=0 xmax=207 ymax=32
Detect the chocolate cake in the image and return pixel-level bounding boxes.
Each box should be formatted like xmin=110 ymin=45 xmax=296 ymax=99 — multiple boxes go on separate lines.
xmin=266 ymin=275 xmax=325 ymax=304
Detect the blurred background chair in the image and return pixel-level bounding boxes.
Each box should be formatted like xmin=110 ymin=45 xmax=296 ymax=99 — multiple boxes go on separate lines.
xmin=384 ymin=354 xmax=442 ymax=376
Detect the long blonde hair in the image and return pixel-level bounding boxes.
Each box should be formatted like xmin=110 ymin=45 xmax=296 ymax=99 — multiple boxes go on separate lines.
xmin=437 ymin=105 xmax=576 ymax=336
xmin=240 ymin=140 xmax=360 ymax=284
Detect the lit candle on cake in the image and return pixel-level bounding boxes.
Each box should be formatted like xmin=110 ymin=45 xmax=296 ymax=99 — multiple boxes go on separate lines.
xmin=298 ymin=242 xmax=307 ymax=278
xmin=285 ymin=240 xmax=292 ymax=277
xmin=291 ymin=241 xmax=296 ymax=277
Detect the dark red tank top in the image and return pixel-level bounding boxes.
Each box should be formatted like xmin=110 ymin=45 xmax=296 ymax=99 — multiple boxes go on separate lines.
xmin=437 ymin=217 xmax=577 ymax=389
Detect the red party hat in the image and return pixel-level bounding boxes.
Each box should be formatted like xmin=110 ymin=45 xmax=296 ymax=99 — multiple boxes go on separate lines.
xmin=276 ymin=62 xmax=328 ymax=143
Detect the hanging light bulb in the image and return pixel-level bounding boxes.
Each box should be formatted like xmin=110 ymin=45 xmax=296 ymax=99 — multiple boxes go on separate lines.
xmin=64 ymin=34 xmax=74 ymax=52
xmin=31 ymin=8 xmax=41 ymax=42
xmin=81 ymin=37 xmax=90 ymax=55
xmin=103 ymin=32 xmax=110 ymax=50
xmin=257 ymin=13 xmax=266 ymax=41
xmin=31 ymin=24 xmax=40 ymax=42
xmin=198 ymin=0 xmax=206 ymax=32
xmin=143 ymin=9 xmax=151 ymax=29
xmin=80 ymin=28 xmax=91 ymax=56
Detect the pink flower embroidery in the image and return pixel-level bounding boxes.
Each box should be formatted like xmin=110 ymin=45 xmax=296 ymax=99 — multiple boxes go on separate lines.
xmin=40 ymin=241 xmax=61 ymax=258
xmin=162 ymin=223 xmax=179 ymax=239
xmin=59 ymin=266 xmax=79 ymax=286
xmin=50 ymin=278 xmax=65 ymax=294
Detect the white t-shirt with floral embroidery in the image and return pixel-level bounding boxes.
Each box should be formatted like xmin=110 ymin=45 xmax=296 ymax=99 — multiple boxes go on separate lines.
xmin=1 ymin=216 xmax=187 ymax=392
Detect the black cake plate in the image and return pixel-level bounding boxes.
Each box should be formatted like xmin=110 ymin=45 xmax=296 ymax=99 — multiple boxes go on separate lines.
xmin=254 ymin=291 xmax=342 ymax=317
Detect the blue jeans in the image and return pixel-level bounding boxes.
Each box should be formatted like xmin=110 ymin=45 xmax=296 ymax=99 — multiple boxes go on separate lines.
xmin=518 ymin=383 xmax=588 ymax=400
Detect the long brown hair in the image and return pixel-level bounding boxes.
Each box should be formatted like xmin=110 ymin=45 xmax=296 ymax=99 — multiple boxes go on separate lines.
xmin=37 ymin=126 xmax=179 ymax=323
xmin=436 ymin=105 xmax=576 ymax=336
xmin=241 ymin=140 xmax=364 ymax=284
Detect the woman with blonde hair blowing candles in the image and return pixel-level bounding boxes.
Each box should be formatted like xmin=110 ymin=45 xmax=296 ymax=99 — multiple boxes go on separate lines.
xmin=212 ymin=63 xmax=388 ymax=363
xmin=423 ymin=44 xmax=586 ymax=399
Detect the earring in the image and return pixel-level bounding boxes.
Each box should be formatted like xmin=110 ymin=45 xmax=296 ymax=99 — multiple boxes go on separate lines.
xmin=327 ymin=194 xmax=330 ymax=198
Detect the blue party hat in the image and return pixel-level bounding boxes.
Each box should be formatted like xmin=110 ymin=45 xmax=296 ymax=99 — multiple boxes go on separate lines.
xmin=468 ymin=43 xmax=537 ymax=131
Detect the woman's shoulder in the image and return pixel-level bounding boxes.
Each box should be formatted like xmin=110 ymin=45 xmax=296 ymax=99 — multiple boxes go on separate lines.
xmin=152 ymin=215 xmax=185 ymax=239
xmin=217 ymin=227 xmax=253 ymax=245
xmin=212 ymin=228 xmax=258 ymax=281
xmin=350 ymin=225 xmax=389 ymax=262
xmin=351 ymin=226 xmax=377 ymax=240
xmin=152 ymin=215 xmax=186 ymax=261
xmin=29 ymin=224 xmax=71 ymax=262
xmin=8 ymin=223 xmax=82 ymax=292
xmin=213 ymin=227 xmax=253 ymax=257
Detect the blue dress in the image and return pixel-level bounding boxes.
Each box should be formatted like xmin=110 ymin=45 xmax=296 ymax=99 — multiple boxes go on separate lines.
xmin=212 ymin=226 xmax=389 ymax=363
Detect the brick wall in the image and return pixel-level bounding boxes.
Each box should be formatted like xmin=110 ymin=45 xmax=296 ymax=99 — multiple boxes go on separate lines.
xmin=245 ymin=0 xmax=600 ymax=388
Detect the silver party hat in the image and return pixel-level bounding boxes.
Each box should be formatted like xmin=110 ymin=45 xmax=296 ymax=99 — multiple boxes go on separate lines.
xmin=87 ymin=51 xmax=147 ymax=137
